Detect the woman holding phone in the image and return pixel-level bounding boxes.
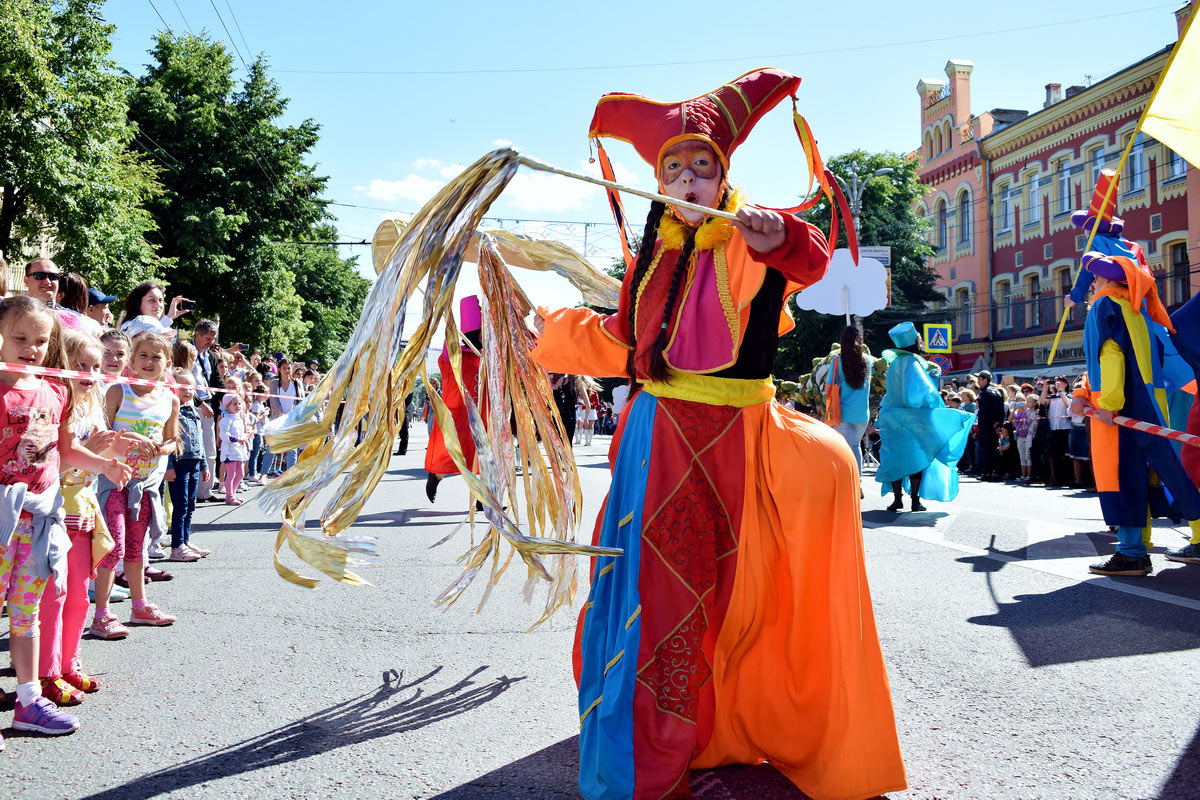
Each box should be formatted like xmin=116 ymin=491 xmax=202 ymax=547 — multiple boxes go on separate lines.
xmin=118 ymin=281 xmax=192 ymax=340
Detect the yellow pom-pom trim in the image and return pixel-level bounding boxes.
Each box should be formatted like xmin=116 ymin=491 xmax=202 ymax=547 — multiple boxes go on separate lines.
xmin=657 ymin=188 xmax=746 ymax=252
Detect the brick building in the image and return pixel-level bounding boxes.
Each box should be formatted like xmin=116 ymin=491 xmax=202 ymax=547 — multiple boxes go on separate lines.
xmin=914 ymin=2 xmax=1198 ymax=379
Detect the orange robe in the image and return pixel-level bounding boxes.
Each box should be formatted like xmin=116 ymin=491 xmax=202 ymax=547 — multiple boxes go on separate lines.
xmin=533 ymin=213 xmax=906 ymax=800
xmin=423 ymin=351 xmax=480 ymax=476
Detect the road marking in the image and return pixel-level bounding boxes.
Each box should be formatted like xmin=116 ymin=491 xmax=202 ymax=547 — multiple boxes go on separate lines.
xmin=872 ymin=515 xmax=1200 ymax=613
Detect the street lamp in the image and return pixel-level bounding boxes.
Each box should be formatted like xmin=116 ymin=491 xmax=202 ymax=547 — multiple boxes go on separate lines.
xmin=834 ymin=162 xmax=894 ymax=241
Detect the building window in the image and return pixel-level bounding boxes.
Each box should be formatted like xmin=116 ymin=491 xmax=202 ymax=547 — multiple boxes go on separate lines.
xmin=998 ymin=184 xmax=1012 ymax=232
xmin=1056 ymin=158 xmax=1072 ymax=214
xmin=1044 ymin=243 xmax=1053 ymax=260
xmin=1028 ymin=276 xmax=1041 ymax=327
xmin=1150 ymin=213 xmax=1162 ymax=233
xmin=1000 ymin=283 xmax=1013 ymax=328
xmin=935 ymin=129 xmax=943 ymax=155
xmin=1167 ymin=148 xmax=1187 ymax=181
xmin=1088 ymin=147 xmax=1105 ymax=186
xmin=1015 ymin=251 xmax=1024 ymax=268
xmin=1172 ymin=242 xmax=1190 ymax=305
xmin=1127 ymin=134 xmax=1146 ymax=192
xmin=1075 ymin=234 xmax=1086 ymax=251
xmin=1157 ymin=269 xmax=1168 ymax=303
xmin=936 ymin=200 xmax=948 ymax=251
xmin=1027 ymin=173 xmax=1041 ymax=223
xmin=958 ymin=191 xmax=971 ymax=244
xmin=957 ymin=288 xmax=972 ymax=337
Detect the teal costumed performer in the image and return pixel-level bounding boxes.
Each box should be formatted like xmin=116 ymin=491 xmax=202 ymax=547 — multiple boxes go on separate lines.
xmin=875 ymin=321 xmax=974 ymax=511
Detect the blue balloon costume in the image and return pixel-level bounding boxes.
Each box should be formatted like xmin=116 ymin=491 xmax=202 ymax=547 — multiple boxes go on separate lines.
xmin=875 ymin=322 xmax=974 ymax=509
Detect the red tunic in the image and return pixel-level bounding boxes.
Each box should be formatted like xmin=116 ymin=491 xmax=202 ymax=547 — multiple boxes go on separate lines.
xmin=423 ymin=351 xmax=480 ymax=476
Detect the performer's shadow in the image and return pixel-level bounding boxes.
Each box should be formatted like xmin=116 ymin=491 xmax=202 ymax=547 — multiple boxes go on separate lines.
xmin=428 ymin=735 xmax=827 ymax=799
xmin=76 ymin=666 xmax=523 ymax=800
xmin=862 ymin=509 xmax=949 ymax=529
xmin=965 ymin=572 xmax=1200 ymax=667
xmin=1159 ymin=717 xmax=1200 ymax=799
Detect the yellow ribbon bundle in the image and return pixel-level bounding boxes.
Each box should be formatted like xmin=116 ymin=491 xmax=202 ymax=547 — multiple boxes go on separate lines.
xmin=260 ymin=148 xmax=620 ymax=623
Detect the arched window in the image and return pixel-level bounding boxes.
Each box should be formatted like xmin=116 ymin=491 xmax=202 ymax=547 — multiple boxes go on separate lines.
xmin=956 ymin=288 xmax=972 ymax=337
xmin=944 ymin=121 xmax=953 ymax=151
xmin=1172 ymin=242 xmax=1190 ymax=304
xmin=957 ymin=190 xmax=971 ymax=244
xmin=936 ymin=200 xmax=948 ymax=251
xmin=925 ymin=132 xmax=933 ymax=159
xmin=935 ymin=129 xmax=943 ymax=155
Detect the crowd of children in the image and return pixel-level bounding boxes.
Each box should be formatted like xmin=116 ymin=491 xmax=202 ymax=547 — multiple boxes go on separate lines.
xmin=0 ymin=285 xmax=320 ymax=749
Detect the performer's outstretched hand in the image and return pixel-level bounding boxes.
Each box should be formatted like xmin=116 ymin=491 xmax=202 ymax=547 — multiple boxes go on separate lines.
xmin=527 ymin=311 xmax=545 ymax=337
xmin=734 ymin=206 xmax=787 ymax=253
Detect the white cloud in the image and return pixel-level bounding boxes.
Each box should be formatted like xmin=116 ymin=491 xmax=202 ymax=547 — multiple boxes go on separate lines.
xmin=361 ymin=175 xmax=445 ymax=205
xmin=438 ymin=163 xmax=464 ymax=179
xmin=491 ymin=138 xmax=513 ymax=147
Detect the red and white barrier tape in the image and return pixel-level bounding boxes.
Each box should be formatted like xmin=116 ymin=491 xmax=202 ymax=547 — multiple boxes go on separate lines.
xmin=0 ymin=361 xmax=307 ymax=401
xmin=1081 ymin=406 xmax=1200 ymax=449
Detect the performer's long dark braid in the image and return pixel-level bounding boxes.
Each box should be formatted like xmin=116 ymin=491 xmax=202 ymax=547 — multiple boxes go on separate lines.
xmin=624 ymin=201 xmax=667 ymax=384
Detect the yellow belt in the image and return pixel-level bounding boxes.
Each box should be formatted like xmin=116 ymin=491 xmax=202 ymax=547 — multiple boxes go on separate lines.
xmin=642 ymin=372 xmax=775 ymax=408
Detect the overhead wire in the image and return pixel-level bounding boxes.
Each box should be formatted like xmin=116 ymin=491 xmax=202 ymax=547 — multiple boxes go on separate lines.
xmin=268 ymin=5 xmax=1176 ymax=76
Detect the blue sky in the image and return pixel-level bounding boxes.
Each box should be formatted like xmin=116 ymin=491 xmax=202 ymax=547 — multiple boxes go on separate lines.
xmin=102 ymin=0 xmax=1187 ymax=310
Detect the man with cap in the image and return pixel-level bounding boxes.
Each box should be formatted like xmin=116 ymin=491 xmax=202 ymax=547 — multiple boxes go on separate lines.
xmin=531 ymin=69 xmax=906 ymax=800
xmin=876 ymin=321 xmax=974 ymax=511
xmin=424 ymin=295 xmax=483 ymax=503
xmin=86 ymin=287 xmax=116 ymax=328
xmin=974 ymin=370 xmax=1006 ymax=481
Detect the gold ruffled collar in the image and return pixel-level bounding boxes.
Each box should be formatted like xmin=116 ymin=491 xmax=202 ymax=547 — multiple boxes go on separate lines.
xmin=658 ymin=188 xmax=745 ymax=252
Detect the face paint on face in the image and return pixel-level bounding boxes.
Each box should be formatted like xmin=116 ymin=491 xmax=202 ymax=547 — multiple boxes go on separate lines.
xmin=659 ymin=141 xmax=722 ymax=225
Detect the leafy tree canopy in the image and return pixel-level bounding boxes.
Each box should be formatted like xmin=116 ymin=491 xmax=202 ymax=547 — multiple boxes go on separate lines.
xmin=0 ymin=0 xmax=160 ymax=290
xmin=127 ymin=31 xmax=335 ymax=352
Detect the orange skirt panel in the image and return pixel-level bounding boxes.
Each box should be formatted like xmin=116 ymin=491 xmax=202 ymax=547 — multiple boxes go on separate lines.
xmin=693 ymin=403 xmax=907 ymax=800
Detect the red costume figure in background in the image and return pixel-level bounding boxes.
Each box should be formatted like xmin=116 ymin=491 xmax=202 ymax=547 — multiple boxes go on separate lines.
xmin=533 ymin=68 xmax=905 ymax=800
xmin=424 ymin=296 xmax=482 ymax=502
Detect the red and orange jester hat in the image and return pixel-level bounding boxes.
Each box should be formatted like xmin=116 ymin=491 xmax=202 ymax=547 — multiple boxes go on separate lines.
xmin=587 ymin=67 xmax=858 ymax=264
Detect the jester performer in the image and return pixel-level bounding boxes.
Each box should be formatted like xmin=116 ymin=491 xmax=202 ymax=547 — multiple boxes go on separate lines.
xmin=1068 ymin=219 xmax=1200 ymax=575
xmin=424 ymin=296 xmax=482 ymax=503
xmin=874 ymin=321 xmax=974 ymax=511
xmin=531 ymin=68 xmax=906 ymax=800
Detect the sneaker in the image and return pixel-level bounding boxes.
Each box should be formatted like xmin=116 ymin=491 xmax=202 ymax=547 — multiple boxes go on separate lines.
xmin=128 ymin=603 xmax=176 ymax=626
xmin=13 ymin=696 xmax=79 ymax=735
xmin=89 ymin=613 xmax=130 ymax=640
xmin=40 ymin=677 xmax=84 ymax=707
xmin=1165 ymin=542 xmax=1200 ymax=564
xmin=1089 ymin=552 xmax=1153 ymax=577
xmin=110 ymin=584 xmax=130 ymax=602
xmin=146 ymin=541 xmax=167 ymax=560
xmin=167 ymin=546 xmax=201 ymax=562
xmin=186 ymin=542 xmax=212 ymax=558
xmin=61 ymin=671 xmax=101 ymax=694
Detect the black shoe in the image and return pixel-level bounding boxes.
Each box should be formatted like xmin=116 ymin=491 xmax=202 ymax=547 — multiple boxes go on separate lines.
xmin=911 ymin=500 xmax=927 ymax=512
xmin=425 ymin=473 xmax=440 ymax=503
xmin=1089 ymin=552 xmax=1152 ymax=576
xmin=886 ymin=499 xmax=904 ymax=512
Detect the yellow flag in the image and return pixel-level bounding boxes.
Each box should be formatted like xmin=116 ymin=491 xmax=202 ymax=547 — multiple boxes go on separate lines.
xmin=1142 ymin=11 xmax=1200 ymax=168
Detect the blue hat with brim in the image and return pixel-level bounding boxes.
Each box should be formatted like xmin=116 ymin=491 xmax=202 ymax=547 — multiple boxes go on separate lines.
xmin=888 ymin=321 xmax=919 ymax=349
xmin=87 ymin=287 xmax=116 ymax=305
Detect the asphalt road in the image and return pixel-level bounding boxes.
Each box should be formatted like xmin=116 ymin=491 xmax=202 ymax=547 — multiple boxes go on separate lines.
xmin=2 ymin=425 xmax=1199 ymax=799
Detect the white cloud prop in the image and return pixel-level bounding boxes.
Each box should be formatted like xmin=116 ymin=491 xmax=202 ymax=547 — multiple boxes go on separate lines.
xmin=794 ymin=248 xmax=888 ymax=317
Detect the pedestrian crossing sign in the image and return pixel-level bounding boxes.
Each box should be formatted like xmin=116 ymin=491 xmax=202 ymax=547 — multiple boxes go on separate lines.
xmin=924 ymin=323 xmax=952 ymax=353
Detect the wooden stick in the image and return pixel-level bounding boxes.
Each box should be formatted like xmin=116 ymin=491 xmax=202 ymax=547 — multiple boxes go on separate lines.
xmin=517 ymin=154 xmax=741 ymax=222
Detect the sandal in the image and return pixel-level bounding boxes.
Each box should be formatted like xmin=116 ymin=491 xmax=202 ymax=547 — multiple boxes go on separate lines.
xmin=62 ymin=671 xmax=102 ymax=693
xmin=144 ymin=566 xmax=174 ymax=582
xmin=40 ymin=676 xmax=84 ymax=707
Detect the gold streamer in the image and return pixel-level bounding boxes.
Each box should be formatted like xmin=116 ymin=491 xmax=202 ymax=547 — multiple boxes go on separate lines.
xmin=260 ymin=148 xmax=620 ymax=622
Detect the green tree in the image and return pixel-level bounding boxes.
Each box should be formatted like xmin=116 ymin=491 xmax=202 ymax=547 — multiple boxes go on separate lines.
xmin=283 ymin=225 xmax=370 ymax=368
xmin=127 ymin=31 xmax=331 ymax=349
xmin=0 ymin=0 xmax=160 ymax=290
xmin=775 ymin=150 xmax=938 ymax=378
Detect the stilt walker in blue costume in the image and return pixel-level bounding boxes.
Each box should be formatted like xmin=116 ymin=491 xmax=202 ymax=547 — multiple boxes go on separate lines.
xmin=875 ymin=321 xmax=973 ymax=511
xmin=1065 ymin=168 xmax=1200 ymax=576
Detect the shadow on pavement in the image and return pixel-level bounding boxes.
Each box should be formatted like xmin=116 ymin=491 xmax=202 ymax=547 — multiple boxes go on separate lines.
xmin=78 ymin=666 xmax=523 ymax=800
xmin=966 ymin=578 xmax=1200 ymax=667
xmin=428 ymin=735 xmax=827 ymax=799
xmin=862 ymin=509 xmax=949 ymax=529
xmin=1158 ymin=718 xmax=1200 ymax=799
